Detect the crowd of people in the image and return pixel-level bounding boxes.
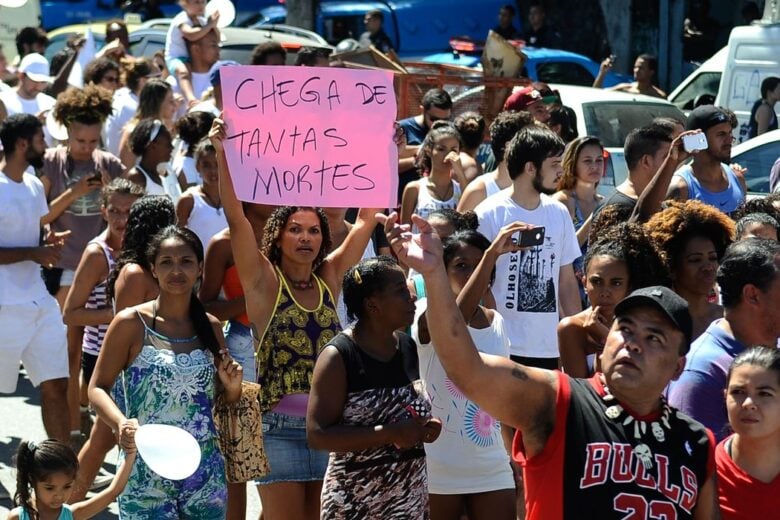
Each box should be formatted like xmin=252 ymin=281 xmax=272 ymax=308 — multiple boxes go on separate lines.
xmin=1 ymin=1 xmax=779 ymax=519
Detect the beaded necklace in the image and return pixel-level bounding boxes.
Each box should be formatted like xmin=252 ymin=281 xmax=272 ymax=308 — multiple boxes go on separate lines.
xmin=601 ymin=379 xmax=673 ymax=471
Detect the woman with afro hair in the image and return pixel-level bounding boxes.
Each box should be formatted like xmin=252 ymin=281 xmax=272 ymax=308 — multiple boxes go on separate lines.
xmin=558 ymin=222 xmax=669 ymax=377
xmin=645 ymin=199 xmax=735 ymax=340
xmin=38 ymin=84 xmax=126 ymax=443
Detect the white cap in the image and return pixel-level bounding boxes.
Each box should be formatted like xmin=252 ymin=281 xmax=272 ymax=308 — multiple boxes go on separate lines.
xmin=19 ymin=53 xmax=53 ymax=83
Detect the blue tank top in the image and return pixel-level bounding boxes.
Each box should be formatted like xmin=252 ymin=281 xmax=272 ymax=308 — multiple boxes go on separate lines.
xmin=673 ymin=164 xmax=745 ymax=215
xmin=748 ymin=99 xmax=778 ymax=139
xmin=13 ymin=505 xmax=74 ymax=519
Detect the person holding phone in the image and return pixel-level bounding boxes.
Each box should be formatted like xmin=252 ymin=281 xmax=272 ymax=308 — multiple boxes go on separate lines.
xmin=474 ymin=126 xmax=582 ymax=371
xmin=667 ymin=105 xmax=746 ymax=215
xmin=38 ymin=84 xmax=125 ymax=445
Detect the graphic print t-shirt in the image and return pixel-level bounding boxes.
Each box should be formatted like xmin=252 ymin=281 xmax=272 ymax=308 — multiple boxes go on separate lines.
xmin=476 ymin=191 xmax=580 ymax=358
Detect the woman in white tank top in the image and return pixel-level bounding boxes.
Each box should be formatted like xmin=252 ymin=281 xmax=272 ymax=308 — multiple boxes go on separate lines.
xmin=411 ymin=228 xmax=519 ymax=519
xmin=126 ymin=119 xmax=176 ymax=199
xmin=176 ymin=139 xmax=227 ymax=250
xmin=401 ymin=123 xmax=468 ymax=232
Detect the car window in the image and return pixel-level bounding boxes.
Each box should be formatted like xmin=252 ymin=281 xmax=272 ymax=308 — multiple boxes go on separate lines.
xmin=582 ymin=102 xmax=684 ymax=148
xmin=322 ymin=16 xmax=363 ymax=44
xmin=535 ymin=61 xmax=594 ymax=86
xmin=669 ymin=72 xmax=721 ymax=111
xmin=735 ymin=141 xmax=779 ymax=194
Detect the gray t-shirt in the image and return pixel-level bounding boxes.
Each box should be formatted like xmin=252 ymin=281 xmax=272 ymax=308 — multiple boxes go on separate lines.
xmin=42 ymin=147 xmax=124 ymax=271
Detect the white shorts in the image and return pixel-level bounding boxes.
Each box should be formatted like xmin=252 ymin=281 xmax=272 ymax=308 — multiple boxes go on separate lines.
xmin=0 ymin=296 xmax=68 ymax=393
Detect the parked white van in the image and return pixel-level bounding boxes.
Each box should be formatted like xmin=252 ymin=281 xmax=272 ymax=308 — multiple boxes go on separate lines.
xmin=668 ymin=20 xmax=780 ymax=143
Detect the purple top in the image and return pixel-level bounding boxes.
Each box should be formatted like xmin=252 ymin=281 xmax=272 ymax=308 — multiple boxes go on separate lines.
xmin=667 ymin=319 xmax=745 ymax=440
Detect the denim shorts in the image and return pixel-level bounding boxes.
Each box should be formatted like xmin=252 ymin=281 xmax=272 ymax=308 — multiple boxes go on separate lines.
xmin=255 ymin=411 xmax=328 ymax=485
xmin=223 ymin=320 xmax=256 ymax=382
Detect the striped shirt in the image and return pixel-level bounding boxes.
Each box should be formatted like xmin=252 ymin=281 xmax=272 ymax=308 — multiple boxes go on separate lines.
xmin=82 ymin=236 xmax=115 ymax=356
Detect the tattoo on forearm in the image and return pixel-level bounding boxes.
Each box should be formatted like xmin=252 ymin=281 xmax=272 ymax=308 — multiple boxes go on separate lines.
xmin=511 ymin=364 xmax=529 ymax=381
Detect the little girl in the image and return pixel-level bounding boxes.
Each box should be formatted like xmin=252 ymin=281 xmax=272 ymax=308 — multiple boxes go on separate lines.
xmin=401 ymin=122 xmax=467 ymax=232
xmin=557 ymin=222 xmax=668 ymax=377
xmin=717 ymin=346 xmax=780 ymax=519
xmin=10 ymin=439 xmax=136 ymax=520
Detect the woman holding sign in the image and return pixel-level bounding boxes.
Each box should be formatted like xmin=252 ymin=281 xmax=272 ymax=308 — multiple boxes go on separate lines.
xmin=210 ymin=117 xmax=380 ymax=520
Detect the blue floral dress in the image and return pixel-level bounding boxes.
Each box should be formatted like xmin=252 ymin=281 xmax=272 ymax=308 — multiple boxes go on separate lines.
xmin=117 ymin=312 xmax=226 ymax=519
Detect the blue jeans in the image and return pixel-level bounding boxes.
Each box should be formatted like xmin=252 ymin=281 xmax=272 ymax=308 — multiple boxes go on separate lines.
xmin=256 ymin=411 xmax=328 ymax=485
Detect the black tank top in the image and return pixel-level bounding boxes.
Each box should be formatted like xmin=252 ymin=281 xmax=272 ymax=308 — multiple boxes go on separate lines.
xmin=328 ymin=332 xmax=419 ymax=393
xmin=748 ymin=98 xmax=778 ymax=139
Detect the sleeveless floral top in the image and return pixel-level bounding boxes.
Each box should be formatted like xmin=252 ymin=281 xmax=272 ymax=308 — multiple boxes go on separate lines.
xmin=256 ymin=266 xmax=341 ymax=412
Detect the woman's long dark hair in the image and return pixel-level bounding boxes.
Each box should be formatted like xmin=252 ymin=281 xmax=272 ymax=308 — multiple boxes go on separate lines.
xmin=107 ymin=195 xmax=176 ymax=301
xmin=146 ymin=226 xmax=220 ymax=356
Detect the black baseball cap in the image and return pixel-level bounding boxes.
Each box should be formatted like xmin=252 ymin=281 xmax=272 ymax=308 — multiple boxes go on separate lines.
xmin=686 ymin=105 xmax=735 ymax=132
xmin=614 ymin=286 xmax=693 ymax=352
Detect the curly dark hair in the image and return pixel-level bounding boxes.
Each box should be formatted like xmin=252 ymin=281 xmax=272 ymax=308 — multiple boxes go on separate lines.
xmin=261 ymin=206 xmax=332 ymax=271
xmin=731 ymin=194 xmax=780 ymax=225
xmin=176 ymin=111 xmax=216 ymax=155
xmin=454 ymin=111 xmax=485 ymax=150
xmin=588 ymin=204 xmax=633 ymax=244
xmin=53 ymin=84 xmax=114 ymax=127
xmin=489 ymin=110 xmax=535 ymax=163
xmin=342 ymin=256 xmax=400 ymax=321
xmin=427 ymin=208 xmax=479 ymax=234
xmin=645 ymin=200 xmax=735 ymax=273
xmin=585 ymin=222 xmax=670 ymax=290
xmin=14 ymin=439 xmax=77 ymax=517
xmin=107 ymin=195 xmax=176 ymax=301
xmin=83 ymin=57 xmax=120 ymax=86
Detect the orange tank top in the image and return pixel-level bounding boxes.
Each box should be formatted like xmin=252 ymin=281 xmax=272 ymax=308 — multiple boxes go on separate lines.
xmin=222 ymin=264 xmax=249 ymax=326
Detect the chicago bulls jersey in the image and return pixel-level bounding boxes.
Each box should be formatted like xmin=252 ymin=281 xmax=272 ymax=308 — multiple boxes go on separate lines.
xmin=513 ymin=373 xmax=715 ymax=519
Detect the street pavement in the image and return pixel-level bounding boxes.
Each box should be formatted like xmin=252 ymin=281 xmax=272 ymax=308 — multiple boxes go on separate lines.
xmin=1 ymin=368 xmax=262 ymax=519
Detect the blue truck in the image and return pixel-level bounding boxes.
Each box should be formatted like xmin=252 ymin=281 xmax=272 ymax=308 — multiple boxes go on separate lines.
xmin=249 ymin=0 xmax=513 ymax=58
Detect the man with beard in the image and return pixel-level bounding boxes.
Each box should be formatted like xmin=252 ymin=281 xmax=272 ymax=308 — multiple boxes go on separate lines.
xmin=475 ymin=126 xmax=581 ymax=370
xmin=667 ymin=106 xmax=746 ymax=215
xmin=0 ymin=114 xmax=70 ymax=443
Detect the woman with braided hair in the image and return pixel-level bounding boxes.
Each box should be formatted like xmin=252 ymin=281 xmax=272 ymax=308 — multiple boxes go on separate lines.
xmin=558 ymin=222 xmax=669 ymax=377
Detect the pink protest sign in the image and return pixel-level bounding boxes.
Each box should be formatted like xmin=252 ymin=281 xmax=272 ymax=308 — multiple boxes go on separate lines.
xmin=220 ymin=65 xmax=398 ymax=208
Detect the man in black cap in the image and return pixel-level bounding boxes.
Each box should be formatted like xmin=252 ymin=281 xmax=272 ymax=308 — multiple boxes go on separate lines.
xmin=381 ymin=210 xmax=719 ymax=520
xmin=667 ymin=105 xmax=747 ymax=214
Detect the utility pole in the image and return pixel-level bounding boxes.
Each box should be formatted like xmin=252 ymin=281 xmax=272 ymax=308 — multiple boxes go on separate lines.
xmin=285 ymin=0 xmax=317 ymax=31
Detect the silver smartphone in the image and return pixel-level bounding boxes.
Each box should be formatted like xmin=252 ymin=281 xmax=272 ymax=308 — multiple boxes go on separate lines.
xmin=682 ymin=133 xmax=708 ymax=153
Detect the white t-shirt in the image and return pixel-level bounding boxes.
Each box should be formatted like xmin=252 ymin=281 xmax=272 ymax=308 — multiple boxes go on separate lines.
xmin=0 ymin=172 xmax=50 ymax=304
xmin=0 ymin=90 xmax=57 ymax=145
xmin=475 ymin=191 xmax=580 ymax=358
xmin=105 ymin=88 xmax=138 ymax=157
xmin=412 ymin=298 xmax=514 ymax=494
xmin=165 ymin=11 xmax=207 ymax=61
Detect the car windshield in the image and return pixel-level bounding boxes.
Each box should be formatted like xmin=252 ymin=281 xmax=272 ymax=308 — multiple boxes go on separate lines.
xmin=582 ymin=102 xmax=684 ymax=148
xmin=734 ymin=141 xmax=779 ymax=194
